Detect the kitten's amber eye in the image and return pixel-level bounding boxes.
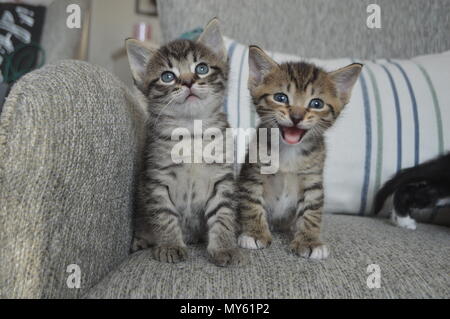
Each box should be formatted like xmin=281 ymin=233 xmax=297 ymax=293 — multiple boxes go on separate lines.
xmin=195 ymin=63 xmax=209 ymax=75
xmin=161 ymin=71 xmax=175 ymax=83
xmin=273 ymin=93 xmax=289 ymax=104
xmin=309 ymin=98 xmax=324 ymax=109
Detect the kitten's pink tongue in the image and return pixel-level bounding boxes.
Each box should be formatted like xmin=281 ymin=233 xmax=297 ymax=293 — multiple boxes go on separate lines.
xmin=281 ymin=127 xmax=305 ymax=144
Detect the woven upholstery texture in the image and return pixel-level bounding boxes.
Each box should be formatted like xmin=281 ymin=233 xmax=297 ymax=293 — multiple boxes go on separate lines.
xmin=158 ymin=0 xmax=450 ymax=59
xmin=0 ymin=60 xmax=145 ymax=298
xmin=86 ymin=214 xmax=450 ymax=299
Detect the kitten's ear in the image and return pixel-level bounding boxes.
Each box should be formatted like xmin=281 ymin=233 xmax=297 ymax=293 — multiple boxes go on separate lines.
xmin=197 ymin=18 xmax=226 ymax=61
xmin=126 ymin=38 xmax=157 ymax=85
xmin=248 ymin=45 xmax=278 ymax=90
xmin=329 ymin=63 xmax=363 ymax=104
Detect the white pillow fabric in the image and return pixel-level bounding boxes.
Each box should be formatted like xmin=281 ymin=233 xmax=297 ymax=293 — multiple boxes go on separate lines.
xmin=223 ymin=37 xmax=450 ymax=216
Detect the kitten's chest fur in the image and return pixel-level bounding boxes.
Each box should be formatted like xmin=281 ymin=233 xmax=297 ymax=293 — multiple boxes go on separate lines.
xmin=263 ymin=172 xmax=302 ymax=231
xmin=167 ymin=163 xmax=219 ymax=242
xmin=262 ymin=142 xmax=325 ymax=231
xmin=147 ymin=117 xmax=231 ymax=243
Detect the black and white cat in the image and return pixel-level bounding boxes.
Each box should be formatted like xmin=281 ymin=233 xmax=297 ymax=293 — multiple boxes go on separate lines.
xmin=373 ymin=153 xmax=450 ymax=230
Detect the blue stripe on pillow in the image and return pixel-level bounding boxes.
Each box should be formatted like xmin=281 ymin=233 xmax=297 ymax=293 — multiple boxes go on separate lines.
xmin=358 ymin=70 xmax=372 ymax=216
xmin=388 ymin=60 xmax=420 ymax=165
xmin=379 ymin=64 xmax=403 ymax=172
xmin=365 ymin=63 xmax=384 ymax=198
xmin=415 ymin=63 xmax=444 ymax=155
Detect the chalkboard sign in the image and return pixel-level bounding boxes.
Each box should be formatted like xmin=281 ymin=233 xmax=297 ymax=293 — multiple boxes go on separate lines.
xmin=0 ymin=4 xmax=46 ymax=83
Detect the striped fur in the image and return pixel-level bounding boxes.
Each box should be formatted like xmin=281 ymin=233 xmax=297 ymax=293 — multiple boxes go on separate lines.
xmin=126 ymin=19 xmax=242 ymax=266
xmin=238 ymin=46 xmax=362 ymax=259
xmin=225 ymin=39 xmax=449 ymax=222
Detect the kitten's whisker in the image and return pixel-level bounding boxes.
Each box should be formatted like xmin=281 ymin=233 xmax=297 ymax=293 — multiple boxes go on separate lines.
xmin=153 ymin=95 xmax=178 ymax=127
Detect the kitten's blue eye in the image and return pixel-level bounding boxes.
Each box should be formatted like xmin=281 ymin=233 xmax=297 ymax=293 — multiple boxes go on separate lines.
xmin=195 ymin=63 xmax=209 ymax=75
xmin=161 ymin=71 xmax=175 ymax=83
xmin=273 ymin=93 xmax=289 ymax=104
xmin=309 ymin=98 xmax=324 ymax=109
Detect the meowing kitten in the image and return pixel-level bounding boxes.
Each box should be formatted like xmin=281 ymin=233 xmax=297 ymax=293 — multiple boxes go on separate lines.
xmin=373 ymin=153 xmax=450 ymax=230
xmin=238 ymin=46 xmax=362 ymax=259
xmin=126 ymin=19 xmax=242 ymax=266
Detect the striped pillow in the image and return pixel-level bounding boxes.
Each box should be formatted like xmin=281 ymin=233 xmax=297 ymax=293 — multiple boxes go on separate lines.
xmin=223 ymin=37 xmax=450 ymax=220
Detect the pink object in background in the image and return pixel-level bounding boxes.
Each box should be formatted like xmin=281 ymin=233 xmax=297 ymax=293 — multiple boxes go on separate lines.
xmin=133 ymin=23 xmax=152 ymax=41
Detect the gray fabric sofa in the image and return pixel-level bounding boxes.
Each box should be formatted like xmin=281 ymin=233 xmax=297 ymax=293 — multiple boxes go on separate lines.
xmin=0 ymin=61 xmax=145 ymax=298
xmin=1 ymin=59 xmax=449 ymax=300
xmin=1 ymin=0 xmax=449 ymax=299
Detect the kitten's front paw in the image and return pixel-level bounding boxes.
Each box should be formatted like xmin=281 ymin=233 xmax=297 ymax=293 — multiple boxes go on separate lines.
xmin=209 ymin=248 xmax=244 ymax=267
xmin=238 ymin=232 xmax=272 ymax=250
xmin=391 ymin=212 xmax=417 ymax=230
xmin=289 ymin=240 xmax=329 ymax=260
xmin=131 ymin=236 xmax=150 ymax=253
xmin=152 ymin=246 xmax=188 ymax=263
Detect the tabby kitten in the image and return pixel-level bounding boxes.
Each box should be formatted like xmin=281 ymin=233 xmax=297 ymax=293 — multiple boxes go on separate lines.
xmin=126 ymin=19 xmax=242 ymax=266
xmin=238 ymin=46 xmax=362 ymax=259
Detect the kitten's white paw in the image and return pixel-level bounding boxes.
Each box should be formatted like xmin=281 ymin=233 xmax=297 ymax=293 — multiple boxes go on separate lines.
xmin=309 ymin=245 xmax=330 ymax=260
xmin=290 ymin=240 xmax=329 ymax=260
xmin=436 ymin=197 xmax=450 ymax=206
xmin=391 ymin=211 xmax=417 ymax=230
xmin=238 ymin=234 xmax=267 ymax=249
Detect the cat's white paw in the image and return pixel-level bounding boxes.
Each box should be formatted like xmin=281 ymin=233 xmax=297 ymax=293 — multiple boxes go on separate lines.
xmin=391 ymin=211 xmax=417 ymax=230
xmin=309 ymin=245 xmax=330 ymax=260
xmin=436 ymin=197 xmax=450 ymax=206
xmin=290 ymin=240 xmax=329 ymax=260
xmin=238 ymin=234 xmax=268 ymax=249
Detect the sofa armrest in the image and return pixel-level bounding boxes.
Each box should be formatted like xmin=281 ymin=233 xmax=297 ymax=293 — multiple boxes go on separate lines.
xmin=0 ymin=60 xmax=145 ymax=298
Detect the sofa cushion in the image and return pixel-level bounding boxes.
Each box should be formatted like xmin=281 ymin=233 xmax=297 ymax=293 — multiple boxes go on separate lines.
xmin=85 ymin=215 xmax=450 ymax=298
xmin=0 ymin=60 xmax=145 ymax=298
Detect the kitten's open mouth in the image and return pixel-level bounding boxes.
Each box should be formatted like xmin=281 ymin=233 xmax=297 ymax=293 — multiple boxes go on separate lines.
xmin=280 ymin=126 xmax=307 ymax=145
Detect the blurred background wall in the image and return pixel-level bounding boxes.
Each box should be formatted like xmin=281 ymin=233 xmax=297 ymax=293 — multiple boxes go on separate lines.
xmin=89 ymin=0 xmax=161 ymax=79
xmin=0 ymin=0 xmax=162 ymax=88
